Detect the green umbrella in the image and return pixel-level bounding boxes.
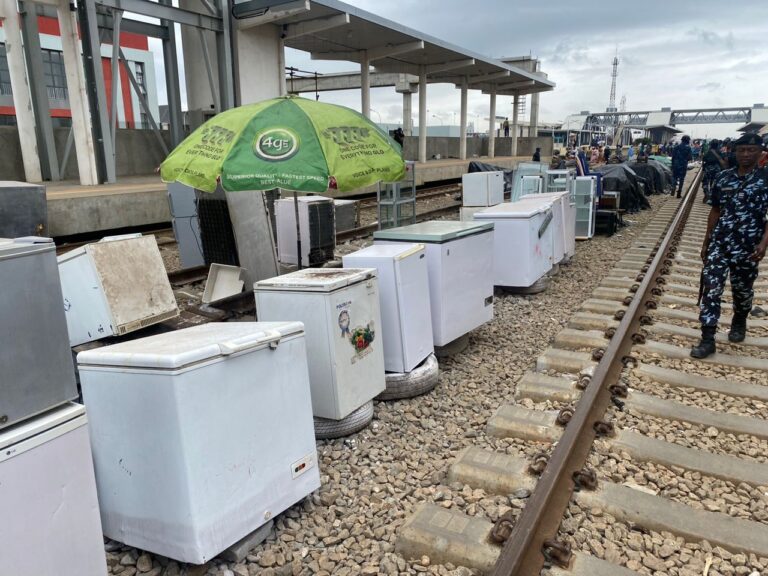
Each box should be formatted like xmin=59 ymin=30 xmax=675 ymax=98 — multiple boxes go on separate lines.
xmin=160 ymin=95 xmax=405 ymax=194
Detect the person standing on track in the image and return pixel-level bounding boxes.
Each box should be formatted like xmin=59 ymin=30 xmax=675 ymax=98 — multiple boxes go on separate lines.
xmin=691 ymin=133 xmax=768 ymax=359
xmin=671 ymin=135 xmax=693 ymax=198
xmin=701 ymin=139 xmax=727 ymax=203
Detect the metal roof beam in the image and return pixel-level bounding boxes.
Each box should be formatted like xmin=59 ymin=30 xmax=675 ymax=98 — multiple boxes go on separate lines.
xmin=95 ymin=0 xmax=223 ymax=31
xmin=237 ymin=0 xmax=309 ymax=29
xmin=368 ymin=40 xmax=424 ymax=61
xmin=494 ymin=80 xmax=535 ymax=90
xmin=282 ymin=12 xmax=349 ymax=40
xmin=426 ymin=58 xmax=475 ymax=75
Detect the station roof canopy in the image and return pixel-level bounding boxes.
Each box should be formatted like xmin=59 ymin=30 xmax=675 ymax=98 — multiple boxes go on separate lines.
xmin=240 ymin=0 xmax=555 ymax=95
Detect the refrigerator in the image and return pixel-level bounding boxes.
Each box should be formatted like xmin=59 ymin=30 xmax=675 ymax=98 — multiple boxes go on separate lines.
xmin=462 ymin=171 xmax=504 ymax=206
xmin=0 ymin=237 xmax=78 ymax=430
xmin=373 ymin=221 xmax=494 ymax=347
xmin=275 ymin=196 xmax=336 ymax=267
xmin=342 ymin=244 xmax=433 ymax=374
xmin=473 ymin=198 xmax=555 ymax=288
xmin=0 ymin=403 xmax=107 ymax=576
xmin=58 ymin=235 xmax=179 ymax=346
xmin=574 ymin=176 xmax=598 ymax=239
xmin=521 ymin=190 xmax=576 ymax=262
xmin=77 ymin=322 xmax=319 ymax=564
xmin=254 ymin=268 xmax=386 ymax=420
xmin=167 ymin=182 xmax=205 ymax=269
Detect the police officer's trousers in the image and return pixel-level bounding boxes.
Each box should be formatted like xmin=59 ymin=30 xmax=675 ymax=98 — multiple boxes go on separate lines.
xmin=672 ymin=167 xmax=686 ymax=192
xmin=699 ymin=245 xmax=759 ymax=327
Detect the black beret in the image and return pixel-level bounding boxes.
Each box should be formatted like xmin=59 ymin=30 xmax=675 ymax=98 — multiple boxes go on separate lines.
xmin=733 ymin=133 xmax=764 ymax=148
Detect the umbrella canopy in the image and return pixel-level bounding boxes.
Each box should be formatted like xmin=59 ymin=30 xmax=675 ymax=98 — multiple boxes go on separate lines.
xmin=160 ymin=96 xmax=405 ymax=194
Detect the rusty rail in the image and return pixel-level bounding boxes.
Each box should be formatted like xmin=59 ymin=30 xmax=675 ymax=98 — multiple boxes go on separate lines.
xmin=491 ymin=171 xmax=704 ymax=576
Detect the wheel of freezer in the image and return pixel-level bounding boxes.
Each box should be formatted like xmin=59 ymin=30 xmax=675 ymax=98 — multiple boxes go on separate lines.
xmin=378 ymin=353 xmax=439 ymax=401
xmin=314 ymin=400 xmax=375 ymax=440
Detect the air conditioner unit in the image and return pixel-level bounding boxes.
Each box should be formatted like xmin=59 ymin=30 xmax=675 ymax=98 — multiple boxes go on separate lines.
xmin=275 ymin=196 xmax=336 ymax=267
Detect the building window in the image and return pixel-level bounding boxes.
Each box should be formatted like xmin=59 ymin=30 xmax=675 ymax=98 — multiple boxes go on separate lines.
xmin=41 ymin=49 xmax=68 ymax=101
xmin=0 ymin=44 xmax=12 ymax=97
xmin=140 ymin=112 xmax=149 ymax=129
xmin=134 ymin=62 xmax=147 ymax=96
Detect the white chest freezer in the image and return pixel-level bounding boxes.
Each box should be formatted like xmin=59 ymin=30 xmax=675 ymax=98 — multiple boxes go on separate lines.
xmin=254 ymin=269 xmax=386 ymax=420
xmin=473 ymin=198 xmax=555 ymax=288
xmin=77 ymin=322 xmax=319 ymax=564
xmin=521 ymin=190 xmax=576 ymax=262
xmin=1 ymin=238 xmax=78 ymax=430
xmin=0 ymin=403 xmax=107 ymax=576
xmin=373 ymin=221 xmax=494 ymax=347
xmin=58 ymin=235 xmax=179 ymax=346
xmin=462 ymin=171 xmax=504 ymax=206
xmin=342 ymin=244 xmax=433 ymax=373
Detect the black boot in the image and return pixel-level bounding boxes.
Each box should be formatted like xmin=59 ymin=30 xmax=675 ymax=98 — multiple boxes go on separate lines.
xmin=728 ymin=313 xmax=748 ymax=343
xmin=676 ymin=189 xmax=682 ymax=198
xmin=690 ymin=326 xmax=717 ymax=358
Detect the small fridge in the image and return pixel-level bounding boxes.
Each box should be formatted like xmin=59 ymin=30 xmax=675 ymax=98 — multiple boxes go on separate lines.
xmin=0 ymin=237 xmax=78 ymax=430
xmin=167 ymin=182 xmax=205 ymax=269
xmin=343 ymin=244 xmax=433 ymax=373
xmin=521 ymin=190 xmax=576 ymax=262
xmin=0 ymin=403 xmax=107 ymax=576
xmin=462 ymin=171 xmax=504 ymax=207
xmin=58 ymin=235 xmax=179 ymax=346
xmin=574 ymin=176 xmax=598 ymax=239
xmin=473 ymin=198 xmax=555 ymax=288
xmin=254 ymin=269 xmax=386 ymax=420
xmin=275 ymin=196 xmax=336 ymax=267
xmin=373 ymin=221 xmax=494 ymax=347
xmin=77 ymin=322 xmax=320 ymax=564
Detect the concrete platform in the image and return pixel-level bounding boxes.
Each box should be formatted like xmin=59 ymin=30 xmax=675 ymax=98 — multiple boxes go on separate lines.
xmin=44 ymin=156 xmax=529 ymax=237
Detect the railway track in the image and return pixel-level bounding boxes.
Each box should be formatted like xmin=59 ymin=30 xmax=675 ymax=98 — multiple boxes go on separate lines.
xmin=397 ymin=169 xmax=768 ymax=576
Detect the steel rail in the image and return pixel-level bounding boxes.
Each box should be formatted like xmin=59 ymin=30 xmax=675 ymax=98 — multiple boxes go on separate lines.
xmin=491 ymin=169 xmax=704 ymax=576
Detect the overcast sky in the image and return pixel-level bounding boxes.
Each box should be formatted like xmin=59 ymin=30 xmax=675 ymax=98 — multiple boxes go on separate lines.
xmin=156 ymin=0 xmax=767 ymax=139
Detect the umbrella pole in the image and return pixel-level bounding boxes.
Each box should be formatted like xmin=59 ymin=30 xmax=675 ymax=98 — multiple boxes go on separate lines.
xmin=293 ymin=190 xmax=303 ymax=270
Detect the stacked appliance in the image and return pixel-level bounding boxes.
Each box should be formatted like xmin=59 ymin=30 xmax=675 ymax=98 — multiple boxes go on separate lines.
xmin=0 ymin=181 xmax=47 ymax=237
xmin=0 ymin=237 xmax=106 ymax=576
xmin=460 ymin=171 xmax=504 ymax=222
xmin=373 ymin=221 xmax=494 ymax=347
xmin=473 ymin=198 xmax=555 ymax=288
xmin=342 ymin=244 xmax=433 ymax=374
xmin=196 ymin=186 xmax=239 ymax=267
xmin=77 ymin=322 xmax=320 ymax=563
xmin=521 ymin=190 xmax=576 ymax=263
xmin=254 ymin=269 xmax=386 ymax=420
xmin=511 ymin=162 xmax=548 ymax=201
xmin=275 ymin=196 xmax=336 ymax=267
xmin=58 ymin=235 xmax=179 ymax=346
xmin=378 ymin=161 xmax=416 ymax=230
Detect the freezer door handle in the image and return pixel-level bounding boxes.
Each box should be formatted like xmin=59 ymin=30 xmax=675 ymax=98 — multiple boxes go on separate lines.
xmin=219 ymin=330 xmax=284 ymax=355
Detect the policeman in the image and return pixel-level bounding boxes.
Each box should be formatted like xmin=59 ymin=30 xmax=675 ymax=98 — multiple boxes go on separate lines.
xmin=691 ymin=133 xmax=768 ymax=358
xmin=671 ymin=135 xmax=693 ymax=198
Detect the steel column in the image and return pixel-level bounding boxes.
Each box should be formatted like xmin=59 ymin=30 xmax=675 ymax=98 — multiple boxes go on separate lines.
xmin=216 ymin=0 xmax=234 ymax=110
xmin=160 ymin=0 xmax=184 ymax=147
xmin=418 ymin=65 xmax=427 ymax=163
xmin=109 ymin=9 xmax=121 ymax=158
xmin=198 ymin=27 xmax=220 ymax=111
xmin=119 ymin=48 xmax=169 ymax=156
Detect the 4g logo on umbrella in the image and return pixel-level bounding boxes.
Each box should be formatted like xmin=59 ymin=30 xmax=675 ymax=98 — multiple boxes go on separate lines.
xmin=253 ymin=128 xmax=301 ymax=161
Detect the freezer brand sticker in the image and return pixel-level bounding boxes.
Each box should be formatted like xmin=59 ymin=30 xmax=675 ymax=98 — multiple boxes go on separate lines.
xmin=338 ymin=310 xmax=351 ymax=337
xmin=349 ymin=322 xmax=375 ymax=363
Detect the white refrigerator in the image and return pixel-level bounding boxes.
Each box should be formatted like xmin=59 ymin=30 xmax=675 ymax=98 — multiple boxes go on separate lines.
xmin=521 ymin=190 xmax=576 ymax=263
xmin=373 ymin=221 xmax=494 ymax=347
xmin=462 ymin=171 xmax=504 ymax=206
xmin=77 ymin=322 xmax=319 ymax=564
xmin=473 ymin=198 xmax=555 ymax=288
xmin=0 ymin=403 xmax=107 ymax=576
xmin=254 ymin=269 xmax=386 ymax=420
xmin=342 ymin=244 xmax=433 ymax=373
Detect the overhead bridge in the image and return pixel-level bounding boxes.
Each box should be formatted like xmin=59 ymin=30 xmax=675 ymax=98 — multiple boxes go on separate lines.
xmin=570 ymin=104 xmax=767 ymax=129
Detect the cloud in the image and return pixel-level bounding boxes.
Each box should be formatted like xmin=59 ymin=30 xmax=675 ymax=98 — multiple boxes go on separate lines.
xmin=686 ymin=28 xmax=735 ymax=50
xmin=697 ymin=82 xmax=722 ymax=92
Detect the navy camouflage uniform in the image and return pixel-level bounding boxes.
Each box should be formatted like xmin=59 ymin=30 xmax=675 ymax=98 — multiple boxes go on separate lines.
xmin=699 ymin=166 xmax=768 ymax=326
xmin=671 ymin=143 xmax=692 ymax=192
xmin=702 ymin=148 xmax=724 ymax=199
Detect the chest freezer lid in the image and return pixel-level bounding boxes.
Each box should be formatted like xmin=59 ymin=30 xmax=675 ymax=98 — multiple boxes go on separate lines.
xmin=0 ymin=402 xmax=85 ymax=453
xmin=522 ymin=191 xmax=569 ymax=201
xmin=0 ymin=236 xmax=54 ymax=260
xmin=76 ymin=321 xmax=304 ymax=369
xmin=343 ymin=243 xmax=425 ymax=261
xmin=255 ymin=268 xmax=376 ymax=292
xmin=373 ymin=220 xmax=494 ymax=243
xmin=474 ymin=198 xmax=553 ymax=219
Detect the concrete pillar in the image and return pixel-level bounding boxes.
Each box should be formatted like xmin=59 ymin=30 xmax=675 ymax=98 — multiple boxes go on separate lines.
xmin=488 ymin=87 xmax=496 ymax=159
xmin=277 ymin=36 xmax=287 ymax=96
xmin=511 ymin=93 xmax=519 ymax=157
xmin=529 ymin=62 xmax=540 ymax=137
xmin=235 ymin=23 xmax=283 ymax=104
xmin=0 ymin=0 xmax=42 ymax=182
xmin=418 ymin=65 xmax=427 ymax=163
xmin=180 ymin=0 xmax=219 ymax=111
xmin=402 ymin=92 xmax=413 ymax=136
xmin=57 ymin=0 xmax=98 ymax=185
xmin=360 ymin=50 xmax=370 ymax=118
xmin=459 ymin=78 xmax=468 ymax=161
